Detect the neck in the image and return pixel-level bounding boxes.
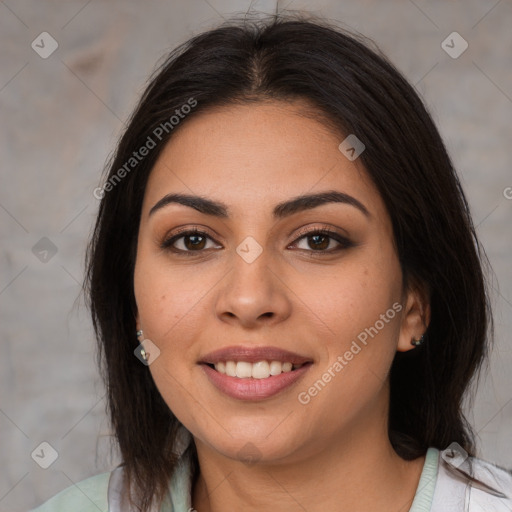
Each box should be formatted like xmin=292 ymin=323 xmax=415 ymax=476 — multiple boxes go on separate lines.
xmin=191 ymin=412 xmax=426 ymax=512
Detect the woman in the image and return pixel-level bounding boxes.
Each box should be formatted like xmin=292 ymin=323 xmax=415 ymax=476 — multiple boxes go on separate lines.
xmin=30 ymin=13 xmax=512 ymax=512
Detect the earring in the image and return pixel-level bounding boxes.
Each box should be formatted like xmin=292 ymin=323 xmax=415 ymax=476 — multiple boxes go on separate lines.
xmin=136 ymin=330 xmax=147 ymax=361
xmin=411 ymin=335 xmax=425 ymax=347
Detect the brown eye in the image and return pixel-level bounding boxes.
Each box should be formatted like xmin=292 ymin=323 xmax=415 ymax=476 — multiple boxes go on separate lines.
xmin=291 ymin=228 xmax=354 ymax=253
xmin=182 ymin=233 xmax=207 ymax=250
xmin=160 ymin=227 xmax=353 ymax=256
xmin=161 ymin=229 xmax=220 ymax=253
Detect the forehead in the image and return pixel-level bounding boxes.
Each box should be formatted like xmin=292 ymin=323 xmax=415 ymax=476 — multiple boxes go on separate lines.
xmin=142 ymin=101 xmax=384 ymax=220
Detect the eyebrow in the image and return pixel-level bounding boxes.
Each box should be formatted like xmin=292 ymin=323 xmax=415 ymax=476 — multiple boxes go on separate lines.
xmin=148 ymin=190 xmax=370 ymax=219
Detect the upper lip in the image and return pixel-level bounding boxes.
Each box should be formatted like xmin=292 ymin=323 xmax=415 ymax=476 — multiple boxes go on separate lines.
xmin=199 ymin=345 xmax=313 ymax=365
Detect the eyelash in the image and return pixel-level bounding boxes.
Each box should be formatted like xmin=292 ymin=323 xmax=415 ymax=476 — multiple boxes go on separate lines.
xmin=160 ymin=225 xmax=354 ymax=256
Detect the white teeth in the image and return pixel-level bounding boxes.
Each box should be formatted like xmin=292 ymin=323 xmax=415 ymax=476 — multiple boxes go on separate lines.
xmin=213 ymin=360 xmax=299 ymax=378
xmin=251 ymin=361 xmax=270 ymax=379
xmin=225 ymin=361 xmax=236 ymax=377
xmin=269 ymin=361 xmax=282 ymax=375
xmin=235 ymin=361 xmax=252 ymax=378
xmin=282 ymin=362 xmax=293 ymax=372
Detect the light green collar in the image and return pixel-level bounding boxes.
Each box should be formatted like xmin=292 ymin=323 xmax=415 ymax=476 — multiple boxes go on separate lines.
xmin=408 ymin=447 xmax=439 ymax=512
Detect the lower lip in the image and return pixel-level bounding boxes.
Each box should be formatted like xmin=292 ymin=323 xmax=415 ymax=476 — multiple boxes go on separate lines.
xmin=200 ymin=363 xmax=312 ymax=401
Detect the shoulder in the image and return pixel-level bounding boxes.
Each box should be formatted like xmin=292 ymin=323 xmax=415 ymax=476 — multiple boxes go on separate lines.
xmin=466 ymin=454 xmax=512 ymax=506
xmin=432 ymin=445 xmax=512 ymax=512
xmin=29 ymin=471 xmax=111 ymax=512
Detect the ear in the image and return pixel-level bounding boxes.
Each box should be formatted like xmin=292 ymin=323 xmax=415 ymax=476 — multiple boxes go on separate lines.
xmin=397 ymin=279 xmax=431 ymax=352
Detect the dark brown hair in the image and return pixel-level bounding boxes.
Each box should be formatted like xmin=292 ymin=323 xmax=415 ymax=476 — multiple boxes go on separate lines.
xmin=84 ymin=12 xmax=494 ymax=511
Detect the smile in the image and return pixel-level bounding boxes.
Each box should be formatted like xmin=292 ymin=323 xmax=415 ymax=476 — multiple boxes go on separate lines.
xmin=210 ymin=360 xmax=306 ymax=379
xmin=199 ymin=345 xmax=313 ymax=400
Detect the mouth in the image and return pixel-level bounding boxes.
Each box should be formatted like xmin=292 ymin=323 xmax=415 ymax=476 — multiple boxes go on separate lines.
xmin=198 ymin=346 xmax=313 ymax=400
xmin=203 ymin=360 xmax=308 ymax=379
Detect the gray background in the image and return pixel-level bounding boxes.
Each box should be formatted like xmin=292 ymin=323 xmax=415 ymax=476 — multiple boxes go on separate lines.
xmin=1 ymin=0 xmax=511 ymax=510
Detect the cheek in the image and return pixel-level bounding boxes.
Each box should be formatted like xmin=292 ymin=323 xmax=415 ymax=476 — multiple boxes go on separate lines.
xmin=133 ymin=245 xmax=223 ymax=404
xmin=302 ymin=251 xmax=402 ymax=398
xmin=134 ymin=272 xmax=180 ymax=374
xmin=134 ymin=255 xmax=202 ymax=419
xmin=305 ymin=256 xmax=401 ymax=342
xmin=134 ymin=246 xmax=206 ymax=342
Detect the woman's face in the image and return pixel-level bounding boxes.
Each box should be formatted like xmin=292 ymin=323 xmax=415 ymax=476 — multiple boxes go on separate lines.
xmin=134 ymin=100 xmax=424 ymax=464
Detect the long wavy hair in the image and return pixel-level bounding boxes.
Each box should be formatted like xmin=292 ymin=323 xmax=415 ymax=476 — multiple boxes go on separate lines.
xmin=84 ymin=12 xmax=494 ymax=511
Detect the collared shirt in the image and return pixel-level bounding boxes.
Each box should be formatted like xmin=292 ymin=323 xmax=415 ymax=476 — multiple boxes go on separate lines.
xmin=29 ymin=442 xmax=512 ymax=511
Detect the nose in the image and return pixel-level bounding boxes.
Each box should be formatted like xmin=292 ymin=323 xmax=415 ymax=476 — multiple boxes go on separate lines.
xmin=214 ymin=241 xmax=292 ymax=329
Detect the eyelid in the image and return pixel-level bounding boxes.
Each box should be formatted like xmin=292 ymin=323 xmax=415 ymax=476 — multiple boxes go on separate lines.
xmin=292 ymin=224 xmax=350 ymax=242
xmin=159 ymin=225 xmax=220 ymax=250
xmin=289 ymin=225 xmax=354 ymax=252
xmin=160 ymin=224 xmax=353 ymax=254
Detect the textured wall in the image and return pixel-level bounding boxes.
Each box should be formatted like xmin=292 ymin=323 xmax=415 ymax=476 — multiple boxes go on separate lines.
xmin=1 ymin=1 xmax=511 ymax=510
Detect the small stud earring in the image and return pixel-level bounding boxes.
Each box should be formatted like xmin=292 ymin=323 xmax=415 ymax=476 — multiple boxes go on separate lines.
xmin=411 ymin=335 xmax=425 ymax=347
xmin=136 ymin=330 xmax=147 ymax=360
